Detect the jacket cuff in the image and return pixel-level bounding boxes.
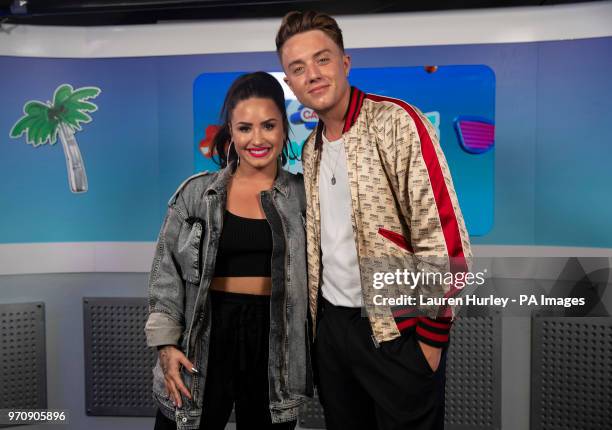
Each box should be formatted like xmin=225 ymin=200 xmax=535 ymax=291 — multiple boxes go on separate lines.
xmin=145 ymin=312 xmax=183 ymax=347
xmin=157 ymin=345 xmax=176 ymax=351
xmin=415 ymin=316 xmax=452 ymax=348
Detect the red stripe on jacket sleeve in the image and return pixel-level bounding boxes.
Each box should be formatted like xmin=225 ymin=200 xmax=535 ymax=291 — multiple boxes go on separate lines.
xmin=402 ymin=104 xmax=467 ymax=269
xmin=419 ymin=316 xmax=452 ymax=330
xmin=366 ymin=94 xmax=467 ymax=267
xmin=396 ymin=318 xmax=419 ymax=332
xmin=416 ymin=326 xmax=449 ymax=343
xmin=417 ymin=317 xmax=453 ymax=347
xmin=416 ymin=317 xmax=451 ymax=347
xmin=366 ymin=94 xmax=469 ymax=321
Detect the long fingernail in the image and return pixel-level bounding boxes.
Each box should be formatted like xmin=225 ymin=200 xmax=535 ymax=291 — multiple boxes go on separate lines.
xmin=191 ymin=367 xmax=199 ymax=374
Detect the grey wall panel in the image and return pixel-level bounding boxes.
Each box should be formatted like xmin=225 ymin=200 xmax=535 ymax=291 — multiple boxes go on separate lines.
xmin=445 ymin=314 xmax=502 ymax=430
xmin=0 ymin=273 xmax=158 ymax=430
xmin=299 ymin=393 xmax=326 ymax=429
xmin=531 ymin=316 xmax=612 ymax=430
xmin=0 ymin=302 xmax=47 ymax=411
xmin=83 ymin=297 xmax=157 ymax=416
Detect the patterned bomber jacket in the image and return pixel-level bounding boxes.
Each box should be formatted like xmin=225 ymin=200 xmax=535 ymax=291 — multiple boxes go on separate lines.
xmin=302 ymin=87 xmax=472 ymax=347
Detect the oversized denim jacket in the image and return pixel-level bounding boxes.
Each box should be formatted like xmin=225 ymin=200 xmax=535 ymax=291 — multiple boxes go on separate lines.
xmin=145 ymin=162 xmax=312 ymax=429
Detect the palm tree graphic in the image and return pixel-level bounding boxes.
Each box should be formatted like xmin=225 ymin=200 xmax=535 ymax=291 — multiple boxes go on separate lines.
xmin=9 ymin=84 xmax=101 ymax=193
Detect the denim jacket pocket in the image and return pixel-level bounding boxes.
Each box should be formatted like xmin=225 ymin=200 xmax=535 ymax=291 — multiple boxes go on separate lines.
xmin=177 ymin=219 xmax=204 ymax=284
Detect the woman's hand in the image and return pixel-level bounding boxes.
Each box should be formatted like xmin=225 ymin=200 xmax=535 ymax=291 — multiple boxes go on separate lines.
xmin=158 ymin=345 xmax=197 ymax=408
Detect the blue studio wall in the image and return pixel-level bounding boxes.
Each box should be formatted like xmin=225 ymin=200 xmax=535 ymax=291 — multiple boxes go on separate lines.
xmin=1 ymin=36 xmax=611 ymax=247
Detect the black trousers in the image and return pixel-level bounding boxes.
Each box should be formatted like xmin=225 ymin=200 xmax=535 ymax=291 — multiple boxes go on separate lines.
xmin=154 ymin=290 xmax=296 ymax=430
xmin=315 ymin=298 xmax=446 ymax=430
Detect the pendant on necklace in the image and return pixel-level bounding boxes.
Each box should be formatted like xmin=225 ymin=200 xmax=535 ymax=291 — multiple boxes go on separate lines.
xmin=331 ymin=176 xmax=336 ymax=185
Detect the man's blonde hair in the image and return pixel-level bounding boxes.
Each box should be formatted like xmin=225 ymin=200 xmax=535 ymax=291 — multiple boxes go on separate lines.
xmin=276 ymin=11 xmax=344 ymax=55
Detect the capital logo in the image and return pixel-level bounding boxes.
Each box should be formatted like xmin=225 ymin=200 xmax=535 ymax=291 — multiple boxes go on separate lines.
xmin=290 ymin=104 xmax=318 ymax=130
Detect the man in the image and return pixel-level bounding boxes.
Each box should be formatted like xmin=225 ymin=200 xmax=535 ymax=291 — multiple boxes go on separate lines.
xmin=276 ymin=11 xmax=471 ymax=430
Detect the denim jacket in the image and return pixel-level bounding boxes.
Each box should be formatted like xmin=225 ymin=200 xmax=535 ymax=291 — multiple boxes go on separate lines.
xmin=145 ymin=162 xmax=313 ymax=429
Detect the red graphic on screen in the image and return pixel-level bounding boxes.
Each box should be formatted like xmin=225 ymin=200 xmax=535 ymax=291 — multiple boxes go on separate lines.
xmin=199 ymin=125 xmax=221 ymax=159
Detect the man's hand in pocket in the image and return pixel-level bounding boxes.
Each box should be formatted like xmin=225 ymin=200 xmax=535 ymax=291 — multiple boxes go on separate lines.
xmin=418 ymin=341 xmax=442 ymax=372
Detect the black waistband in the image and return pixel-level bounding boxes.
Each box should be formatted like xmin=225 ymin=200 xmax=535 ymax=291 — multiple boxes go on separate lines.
xmin=321 ymin=297 xmax=364 ymax=314
xmin=209 ymin=289 xmax=270 ymax=306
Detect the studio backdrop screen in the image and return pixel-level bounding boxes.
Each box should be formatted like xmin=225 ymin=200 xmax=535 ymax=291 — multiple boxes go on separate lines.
xmin=1 ymin=36 xmax=611 ymax=248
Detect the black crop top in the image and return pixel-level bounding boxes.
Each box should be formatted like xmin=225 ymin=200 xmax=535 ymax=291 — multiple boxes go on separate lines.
xmin=213 ymin=210 xmax=273 ymax=277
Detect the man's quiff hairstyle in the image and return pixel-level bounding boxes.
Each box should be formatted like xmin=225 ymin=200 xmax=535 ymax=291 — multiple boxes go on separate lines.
xmin=276 ymin=11 xmax=344 ymax=55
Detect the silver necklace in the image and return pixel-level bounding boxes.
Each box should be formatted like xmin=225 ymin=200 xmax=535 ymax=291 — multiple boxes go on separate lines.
xmin=323 ymin=127 xmax=343 ymax=185
xmin=325 ymin=140 xmax=343 ymax=185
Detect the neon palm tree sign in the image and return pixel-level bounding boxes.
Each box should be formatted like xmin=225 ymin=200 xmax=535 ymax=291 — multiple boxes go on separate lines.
xmin=9 ymin=84 xmax=101 ymax=193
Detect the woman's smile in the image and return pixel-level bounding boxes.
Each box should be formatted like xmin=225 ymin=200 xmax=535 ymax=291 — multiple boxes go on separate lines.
xmin=246 ymin=146 xmax=272 ymax=158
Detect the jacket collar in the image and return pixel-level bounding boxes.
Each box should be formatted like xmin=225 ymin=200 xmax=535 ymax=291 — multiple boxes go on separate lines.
xmin=205 ymin=159 xmax=289 ymax=198
xmin=314 ymin=86 xmax=366 ymax=151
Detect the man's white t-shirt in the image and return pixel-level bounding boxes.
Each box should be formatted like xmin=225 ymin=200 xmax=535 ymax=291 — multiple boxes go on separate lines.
xmin=318 ymin=132 xmax=363 ymax=307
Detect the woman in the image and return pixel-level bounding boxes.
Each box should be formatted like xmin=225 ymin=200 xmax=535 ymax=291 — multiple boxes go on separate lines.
xmin=145 ymin=72 xmax=311 ymax=430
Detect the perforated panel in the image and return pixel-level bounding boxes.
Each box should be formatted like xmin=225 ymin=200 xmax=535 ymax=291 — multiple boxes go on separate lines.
xmin=445 ymin=315 xmax=501 ymax=430
xmin=299 ymin=393 xmax=326 ymax=429
xmin=83 ymin=297 xmax=157 ymax=416
xmin=531 ymin=317 xmax=612 ymax=430
xmin=0 ymin=302 xmax=47 ymax=410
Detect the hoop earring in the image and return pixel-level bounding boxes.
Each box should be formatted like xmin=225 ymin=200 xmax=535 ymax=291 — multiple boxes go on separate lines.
xmin=226 ymin=141 xmax=240 ymax=165
xmin=226 ymin=141 xmax=232 ymax=163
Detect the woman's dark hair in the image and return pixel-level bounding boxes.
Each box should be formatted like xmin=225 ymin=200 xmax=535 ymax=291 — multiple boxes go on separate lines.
xmin=212 ymin=71 xmax=294 ymax=168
